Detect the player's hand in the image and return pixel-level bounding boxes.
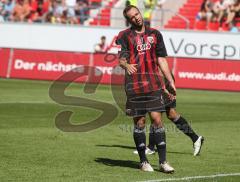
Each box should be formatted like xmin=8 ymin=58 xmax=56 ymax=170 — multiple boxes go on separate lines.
xmin=164 ymin=88 xmax=176 ymax=100
xmin=169 ymin=81 xmax=177 ymax=96
xmin=126 ymin=64 xmax=138 ymax=75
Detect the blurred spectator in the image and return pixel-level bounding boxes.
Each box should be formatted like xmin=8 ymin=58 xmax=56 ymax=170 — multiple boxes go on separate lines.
xmin=0 ymin=0 xmax=4 ymax=22
xmin=60 ymin=8 xmax=67 ymax=22
xmin=126 ymin=0 xmax=137 ymax=6
xmin=59 ymin=8 xmax=77 ymax=23
xmin=212 ymin=0 xmax=234 ymax=22
xmin=94 ymin=36 xmax=108 ymax=53
xmin=196 ymin=0 xmax=213 ymax=23
xmin=143 ymin=0 xmax=155 ymax=27
xmin=194 ymin=0 xmax=240 ymax=31
xmin=46 ymin=0 xmax=78 ymax=24
xmin=1 ymin=0 xmax=15 ymax=21
xmin=156 ymin=0 xmax=166 ymax=9
xmin=10 ymin=0 xmax=31 ymax=22
xmin=226 ymin=0 xmax=240 ymax=24
xmin=45 ymin=10 xmax=53 ymax=22
xmin=29 ymin=0 xmax=51 ymax=22
xmin=64 ymin=0 xmax=76 ymax=17
xmin=75 ymin=0 xmax=89 ymax=24
xmin=49 ymin=0 xmax=64 ymax=23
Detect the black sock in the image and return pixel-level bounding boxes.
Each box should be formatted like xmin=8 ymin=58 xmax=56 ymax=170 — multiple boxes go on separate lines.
xmin=154 ymin=127 xmax=166 ymax=164
xmin=133 ymin=125 xmax=147 ymax=163
xmin=174 ymin=116 xmax=199 ymax=143
xmin=148 ymin=124 xmax=155 ymax=151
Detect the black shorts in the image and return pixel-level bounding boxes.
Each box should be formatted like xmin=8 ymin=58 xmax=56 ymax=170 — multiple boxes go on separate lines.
xmin=163 ymin=96 xmax=176 ymax=109
xmin=126 ymin=89 xmax=166 ymax=117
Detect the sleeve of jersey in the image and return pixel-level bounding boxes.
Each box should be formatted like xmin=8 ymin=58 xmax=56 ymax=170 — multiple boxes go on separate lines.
xmin=116 ymin=33 xmax=129 ymax=60
xmin=155 ymin=31 xmax=168 ymax=58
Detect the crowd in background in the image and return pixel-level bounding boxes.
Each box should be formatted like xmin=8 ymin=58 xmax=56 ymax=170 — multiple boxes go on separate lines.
xmin=0 ymin=0 xmax=90 ymax=24
xmin=0 ymin=0 xmax=165 ymax=25
xmin=196 ymin=0 xmax=240 ymax=31
xmin=1 ymin=0 xmax=239 ymax=32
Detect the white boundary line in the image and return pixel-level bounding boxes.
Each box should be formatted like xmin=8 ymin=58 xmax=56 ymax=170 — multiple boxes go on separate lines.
xmin=137 ymin=173 xmax=240 ymax=182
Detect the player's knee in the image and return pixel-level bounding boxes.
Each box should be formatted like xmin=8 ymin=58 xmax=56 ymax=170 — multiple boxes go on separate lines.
xmin=167 ymin=111 xmax=180 ymax=122
xmin=134 ymin=117 xmax=146 ymax=128
xmin=150 ymin=115 xmax=162 ymax=127
xmin=167 ymin=114 xmax=175 ymax=121
xmin=133 ymin=119 xmax=146 ymax=131
xmin=139 ymin=119 xmax=146 ymax=128
xmin=152 ymin=119 xmax=163 ymax=128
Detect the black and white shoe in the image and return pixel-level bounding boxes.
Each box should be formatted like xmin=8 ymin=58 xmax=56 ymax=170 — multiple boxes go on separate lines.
xmin=193 ymin=136 xmax=204 ymax=156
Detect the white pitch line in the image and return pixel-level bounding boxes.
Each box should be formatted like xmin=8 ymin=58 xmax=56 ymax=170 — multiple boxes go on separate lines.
xmin=137 ymin=173 xmax=240 ymax=182
xmin=0 ymin=101 xmax=53 ymax=104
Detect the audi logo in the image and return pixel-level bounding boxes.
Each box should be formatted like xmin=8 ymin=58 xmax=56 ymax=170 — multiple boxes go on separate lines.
xmin=137 ymin=43 xmax=151 ymax=51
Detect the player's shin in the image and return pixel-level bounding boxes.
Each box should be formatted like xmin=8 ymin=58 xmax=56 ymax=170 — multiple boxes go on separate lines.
xmin=148 ymin=124 xmax=155 ymax=151
xmin=133 ymin=125 xmax=148 ymax=163
xmin=173 ymin=116 xmax=199 ymax=143
xmin=154 ymin=126 xmax=166 ymax=164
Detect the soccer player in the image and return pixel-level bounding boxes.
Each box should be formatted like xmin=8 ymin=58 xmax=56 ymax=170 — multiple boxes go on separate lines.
xmin=134 ymin=75 xmax=204 ymax=156
xmin=116 ymin=5 xmax=175 ymax=173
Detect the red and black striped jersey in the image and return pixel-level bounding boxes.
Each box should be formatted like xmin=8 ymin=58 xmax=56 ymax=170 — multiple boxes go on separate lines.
xmin=116 ymin=26 xmax=167 ymax=95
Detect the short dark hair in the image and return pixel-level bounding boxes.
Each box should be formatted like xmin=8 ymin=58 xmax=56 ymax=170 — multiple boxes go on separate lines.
xmin=123 ymin=5 xmax=140 ymax=21
xmin=101 ymin=36 xmax=106 ymax=40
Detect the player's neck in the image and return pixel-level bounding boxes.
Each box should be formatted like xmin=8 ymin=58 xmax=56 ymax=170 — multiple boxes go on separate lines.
xmin=135 ymin=25 xmax=145 ymax=34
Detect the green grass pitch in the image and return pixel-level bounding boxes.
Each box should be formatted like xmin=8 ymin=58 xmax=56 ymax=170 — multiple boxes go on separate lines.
xmin=0 ymin=78 xmax=240 ymax=182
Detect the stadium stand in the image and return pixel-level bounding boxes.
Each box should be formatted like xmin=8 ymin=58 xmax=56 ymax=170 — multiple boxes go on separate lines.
xmin=0 ymin=0 xmax=239 ymax=32
xmin=164 ymin=0 xmax=240 ymax=32
xmin=88 ymin=0 xmax=118 ymax=26
xmin=164 ymin=0 xmax=201 ymax=29
xmin=0 ymin=0 xmax=118 ymax=25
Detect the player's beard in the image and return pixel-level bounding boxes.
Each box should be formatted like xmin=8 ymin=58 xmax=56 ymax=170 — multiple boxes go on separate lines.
xmin=131 ymin=19 xmax=144 ymax=31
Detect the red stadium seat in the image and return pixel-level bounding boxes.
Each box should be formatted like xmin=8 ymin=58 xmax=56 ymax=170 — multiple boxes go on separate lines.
xmin=195 ymin=20 xmax=207 ymax=30
xmin=89 ymin=0 xmax=102 ymax=3
xmin=100 ymin=19 xmax=110 ymax=26
xmin=221 ymin=22 xmax=229 ymax=31
xmin=208 ymin=22 xmax=220 ymax=31
xmin=236 ymin=21 xmax=240 ymax=28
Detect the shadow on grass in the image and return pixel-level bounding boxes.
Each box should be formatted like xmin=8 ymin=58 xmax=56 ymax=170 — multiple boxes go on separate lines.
xmin=167 ymin=151 xmax=192 ymax=155
xmin=95 ymin=158 xmax=139 ymax=169
xmin=96 ymin=145 xmax=191 ymax=155
xmin=96 ymin=144 xmax=135 ymax=150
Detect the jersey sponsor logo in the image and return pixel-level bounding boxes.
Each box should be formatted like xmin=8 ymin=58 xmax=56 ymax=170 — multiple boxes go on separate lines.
xmin=137 ymin=43 xmax=151 ymax=52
